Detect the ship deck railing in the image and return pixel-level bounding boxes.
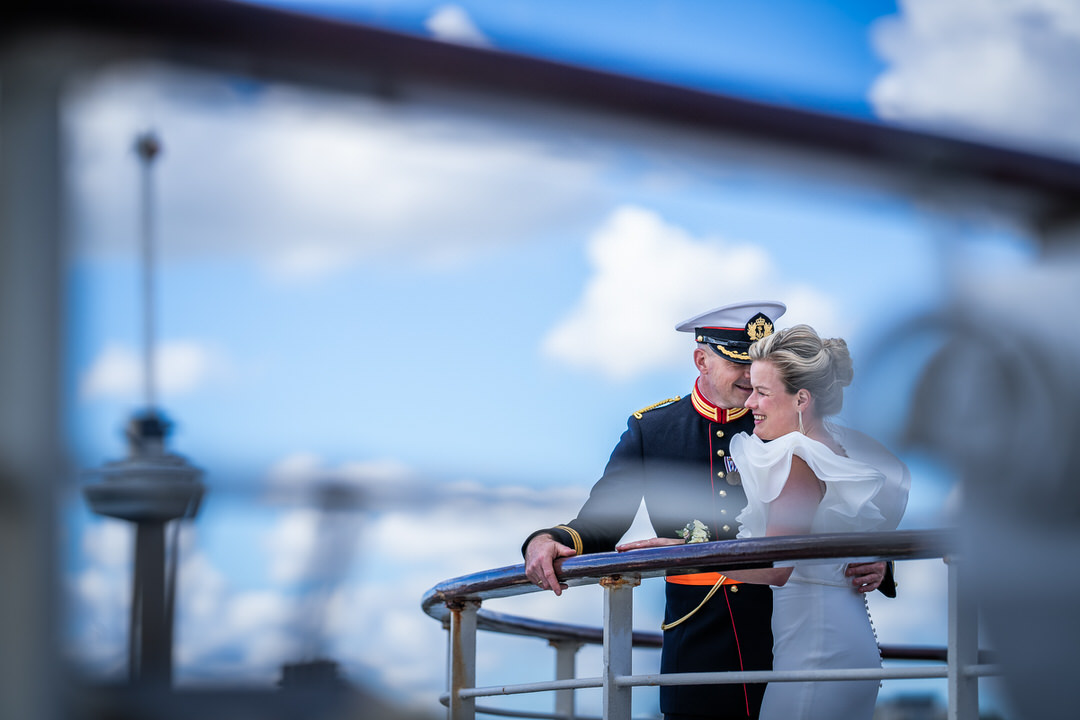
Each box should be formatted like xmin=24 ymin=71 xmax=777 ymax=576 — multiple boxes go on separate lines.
xmin=421 ymin=528 xmax=995 ymax=720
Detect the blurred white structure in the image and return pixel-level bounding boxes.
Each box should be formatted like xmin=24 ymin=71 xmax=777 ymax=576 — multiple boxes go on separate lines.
xmin=904 ymin=226 xmax=1080 ymax=719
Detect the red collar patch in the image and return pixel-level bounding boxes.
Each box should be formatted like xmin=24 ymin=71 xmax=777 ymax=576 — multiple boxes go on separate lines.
xmin=691 ymin=380 xmax=748 ymax=423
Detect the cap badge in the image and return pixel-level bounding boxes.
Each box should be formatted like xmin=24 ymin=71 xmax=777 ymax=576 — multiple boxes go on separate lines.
xmin=746 ymin=313 xmax=773 ymax=341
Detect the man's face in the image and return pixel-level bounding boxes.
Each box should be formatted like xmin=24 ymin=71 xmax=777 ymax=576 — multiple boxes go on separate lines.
xmin=695 ymin=347 xmax=753 ymax=409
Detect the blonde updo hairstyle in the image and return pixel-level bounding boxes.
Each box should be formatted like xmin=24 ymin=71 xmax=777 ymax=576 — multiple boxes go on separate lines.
xmin=748 ymin=324 xmax=853 ymax=417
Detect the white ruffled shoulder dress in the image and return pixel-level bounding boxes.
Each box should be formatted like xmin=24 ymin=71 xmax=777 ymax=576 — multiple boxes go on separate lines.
xmin=729 ymin=428 xmax=909 ymax=720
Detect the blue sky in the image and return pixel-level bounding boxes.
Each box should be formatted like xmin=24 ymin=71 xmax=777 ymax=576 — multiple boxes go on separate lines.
xmin=60 ymin=0 xmax=1080 ymax=716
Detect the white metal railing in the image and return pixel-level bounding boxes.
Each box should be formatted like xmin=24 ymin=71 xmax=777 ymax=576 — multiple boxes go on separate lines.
xmin=421 ymin=529 xmax=998 ymax=720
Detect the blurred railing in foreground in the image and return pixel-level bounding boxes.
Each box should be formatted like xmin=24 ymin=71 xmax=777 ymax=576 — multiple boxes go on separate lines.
xmin=422 ymin=529 xmax=997 ymax=720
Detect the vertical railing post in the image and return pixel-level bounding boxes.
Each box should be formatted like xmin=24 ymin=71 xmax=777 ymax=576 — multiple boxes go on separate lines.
xmin=601 ymin=575 xmax=638 ymax=720
xmin=448 ymin=599 xmax=480 ymax=720
xmin=947 ymin=554 xmax=978 ymax=720
xmin=0 ymin=41 xmax=66 ymax=720
xmin=551 ymin=639 xmax=584 ymax=720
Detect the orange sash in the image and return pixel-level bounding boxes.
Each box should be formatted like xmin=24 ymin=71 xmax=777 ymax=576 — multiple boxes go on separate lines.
xmin=665 ymin=572 xmax=742 ymax=586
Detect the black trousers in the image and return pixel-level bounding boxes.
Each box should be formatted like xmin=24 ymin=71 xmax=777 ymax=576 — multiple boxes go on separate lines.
xmin=660 ymin=582 xmax=773 ymax=719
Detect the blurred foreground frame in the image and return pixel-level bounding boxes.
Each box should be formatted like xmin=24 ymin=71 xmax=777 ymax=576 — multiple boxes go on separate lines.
xmin=3 ymin=1 xmax=1080 ymax=719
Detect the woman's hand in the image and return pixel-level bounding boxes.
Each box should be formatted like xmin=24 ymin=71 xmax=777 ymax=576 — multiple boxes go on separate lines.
xmin=846 ymin=561 xmax=886 ymax=593
xmin=616 ymin=537 xmax=686 ymax=552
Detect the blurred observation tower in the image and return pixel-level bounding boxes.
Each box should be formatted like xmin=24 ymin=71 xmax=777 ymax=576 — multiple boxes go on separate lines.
xmin=83 ymin=133 xmax=205 ymax=687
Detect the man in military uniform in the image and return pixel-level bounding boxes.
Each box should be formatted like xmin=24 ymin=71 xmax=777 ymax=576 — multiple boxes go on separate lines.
xmin=523 ymin=301 xmax=889 ymax=720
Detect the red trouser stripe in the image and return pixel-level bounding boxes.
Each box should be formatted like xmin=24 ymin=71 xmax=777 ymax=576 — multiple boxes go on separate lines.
xmin=723 ymin=587 xmax=751 ymax=717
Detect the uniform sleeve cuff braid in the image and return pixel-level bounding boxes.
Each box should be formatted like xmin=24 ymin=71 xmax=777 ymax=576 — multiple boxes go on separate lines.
xmin=555 ymin=525 xmax=583 ymax=556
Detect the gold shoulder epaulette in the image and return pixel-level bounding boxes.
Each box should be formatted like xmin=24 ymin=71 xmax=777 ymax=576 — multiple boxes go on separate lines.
xmin=633 ymin=396 xmax=680 ymax=419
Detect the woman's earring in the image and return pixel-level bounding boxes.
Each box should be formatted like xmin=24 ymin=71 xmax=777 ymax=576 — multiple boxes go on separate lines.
xmin=798 ymin=409 xmax=804 ymax=434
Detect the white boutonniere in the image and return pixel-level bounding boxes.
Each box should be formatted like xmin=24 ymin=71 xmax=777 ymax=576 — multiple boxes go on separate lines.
xmin=677 ymin=519 xmax=710 ymax=543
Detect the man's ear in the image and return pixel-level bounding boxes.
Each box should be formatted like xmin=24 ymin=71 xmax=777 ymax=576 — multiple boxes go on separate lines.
xmin=693 ymin=347 xmax=708 ymax=373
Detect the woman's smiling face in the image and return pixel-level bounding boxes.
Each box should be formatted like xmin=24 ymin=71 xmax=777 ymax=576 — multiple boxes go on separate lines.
xmin=746 ymin=360 xmax=800 ymax=440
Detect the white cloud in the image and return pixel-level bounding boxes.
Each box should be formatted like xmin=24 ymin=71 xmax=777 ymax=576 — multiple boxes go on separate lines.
xmin=67 ymin=65 xmax=601 ymax=282
xmin=263 ymin=452 xmax=584 ymax=514
xmin=181 ymin=583 xmax=291 ymax=673
xmin=869 ymin=0 xmax=1080 ymax=157
xmin=246 ymin=474 xmax=593 ymax=705
xmin=314 ymin=504 xmax=608 ymax=712
xmin=264 ymin=510 xmax=324 ymax=585
xmin=80 ymin=340 xmax=225 ymax=400
xmin=68 ymin=521 xmax=135 ymax=674
xmin=266 ymin=453 xmax=412 ymax=489
xmin=542 ymin=205 xmax=836 ymax=380
xmin=82 ymin=518 xmax=134 ymax=567
xmin=80 ymin=345 xmax=141 ymax=400
xmin=425 ymin=5 xmax=492 ymax=47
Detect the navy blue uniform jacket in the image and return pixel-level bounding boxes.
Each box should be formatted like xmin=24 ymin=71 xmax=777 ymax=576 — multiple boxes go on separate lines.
xmin=524 ymin=383 xmax=773 ymax=718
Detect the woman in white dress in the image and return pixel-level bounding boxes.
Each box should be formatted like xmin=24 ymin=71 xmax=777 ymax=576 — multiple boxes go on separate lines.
xmin=725 ymin=324 xmax=908 ymax=720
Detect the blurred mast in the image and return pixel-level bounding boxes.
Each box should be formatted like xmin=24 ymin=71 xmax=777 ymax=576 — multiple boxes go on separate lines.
xmin=137 ymin=133 xmax=159 ymax=412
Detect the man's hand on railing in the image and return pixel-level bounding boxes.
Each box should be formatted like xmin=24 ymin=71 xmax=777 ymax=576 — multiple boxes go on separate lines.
xmin=524 ymin=533 xmax=575 ymax=596
xmin=846 ymin=561 xmax=886 ymax=593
